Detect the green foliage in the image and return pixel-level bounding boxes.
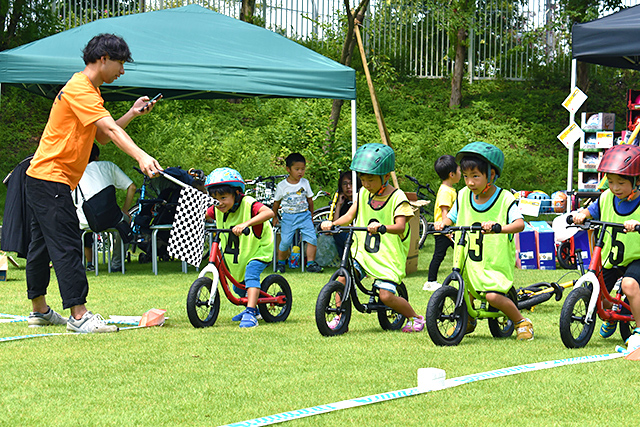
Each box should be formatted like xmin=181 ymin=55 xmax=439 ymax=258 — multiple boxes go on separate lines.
xmin=1 ymin=0 xmax=62 ymax=50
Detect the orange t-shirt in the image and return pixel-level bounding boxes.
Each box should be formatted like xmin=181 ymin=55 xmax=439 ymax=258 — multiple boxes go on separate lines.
xmin=27 ymin=72 xmax=112 ymax=189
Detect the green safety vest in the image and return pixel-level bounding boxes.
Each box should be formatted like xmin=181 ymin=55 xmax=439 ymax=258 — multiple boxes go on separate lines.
xmin=456 ymin=187 xmax=517 ymax=293
xmin=598 ymin=189 xmax=640 ymax=268
xmin=217 ymin=196 xmax=273 ymax=281
xmin=352 ymin=187 xmax=411 ymax=284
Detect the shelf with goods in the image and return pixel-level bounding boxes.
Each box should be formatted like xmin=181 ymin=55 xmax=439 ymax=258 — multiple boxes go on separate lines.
xmin=578 ymin=112 xmax=615 ymax=192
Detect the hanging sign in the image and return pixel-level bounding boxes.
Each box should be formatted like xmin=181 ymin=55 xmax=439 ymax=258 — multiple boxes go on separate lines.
xmin=557 ymin=122 xmax=584 ymax=149
xmin=562 ymin=87 xmax=587 ymax=113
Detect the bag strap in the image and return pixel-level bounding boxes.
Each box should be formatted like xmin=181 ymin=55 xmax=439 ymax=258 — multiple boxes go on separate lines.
xmin=76 ymin=184 xmax=86 ymax=202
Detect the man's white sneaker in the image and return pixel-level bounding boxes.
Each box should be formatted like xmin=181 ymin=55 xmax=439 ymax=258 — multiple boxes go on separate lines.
xmin=27 ymin=308 xmax=68 ymax=327
xmin=66 ymin=312 xmax=118 ymax=333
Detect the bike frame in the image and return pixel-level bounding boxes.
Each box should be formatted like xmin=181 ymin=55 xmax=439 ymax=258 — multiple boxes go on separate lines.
xmin=443 ymin=225 xmax=509 ymax=320
xmin=324 ymin=227 xmax=391 ymax=315
xmin=571 ymin=220 xmax=634 ymax=325
xmin=198 ymin=229 xmax=285 ymax=307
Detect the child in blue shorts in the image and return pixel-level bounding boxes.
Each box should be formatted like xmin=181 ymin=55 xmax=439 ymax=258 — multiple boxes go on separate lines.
xmin=572 ymin=144 xmax=640 ymax=350
xmin=204 ymin=168 xmax=275 ymax=328
xmin=272 ymin=153 xmax=323 ymax=273
xmin=434 ymin=142 xmax=533 ymax=341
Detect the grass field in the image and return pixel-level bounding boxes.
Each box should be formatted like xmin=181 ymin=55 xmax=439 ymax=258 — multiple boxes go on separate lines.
xmin=1 ymin=240 xmax=639 ymax=426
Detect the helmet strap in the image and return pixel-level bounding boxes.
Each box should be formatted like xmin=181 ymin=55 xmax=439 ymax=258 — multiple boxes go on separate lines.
xmin=628 ymin=177 xmax=640 ymax=202
xmin=375 ymin=177 xmax=389 ymax=196
xmin=230 ymin=192 xmax=244 ymax=213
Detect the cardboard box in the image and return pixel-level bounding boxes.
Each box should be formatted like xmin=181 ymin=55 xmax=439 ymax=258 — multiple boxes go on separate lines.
xmin=581 ymin=112 xmax=615 ymax=131
xmin=572 ymin=230 xmax=593 ymax=268
xmin=406 ymin=208 xmax=420 ymax=274
xmin=578 ymin=171 xmax=599 ymax=191
xmin=515 ymin=222 xmax=537 ymax=269
xmin=580 ymin=133 xmax=598 ymax=150
xmin=530 ymin=221 xmax=555 ymax=270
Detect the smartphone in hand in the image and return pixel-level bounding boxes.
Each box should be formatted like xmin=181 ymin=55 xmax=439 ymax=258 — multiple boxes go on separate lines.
xmin=139 ymin=93 xmax=162 ymax=112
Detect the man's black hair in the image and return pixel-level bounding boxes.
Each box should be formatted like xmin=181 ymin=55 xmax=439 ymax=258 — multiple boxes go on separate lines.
xmin=82 ymin=33 xmax=133 ymax=65
xmin=434 ymin=155 xmax=458 ymax=181
xmin=285 ymin=153 xmax=306 ymax=167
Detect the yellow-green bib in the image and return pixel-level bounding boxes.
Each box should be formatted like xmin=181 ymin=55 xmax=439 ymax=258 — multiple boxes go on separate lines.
xmin=598 ymin=189 xmax=640 ymax=268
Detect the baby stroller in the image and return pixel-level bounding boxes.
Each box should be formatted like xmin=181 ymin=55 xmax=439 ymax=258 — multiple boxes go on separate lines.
xmin=129 ymin=167 xmax=205 ymax=263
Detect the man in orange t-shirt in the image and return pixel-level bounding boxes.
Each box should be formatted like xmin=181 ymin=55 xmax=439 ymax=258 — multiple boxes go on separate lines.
xmin=25 ymin=34 xmax=163 ymax=333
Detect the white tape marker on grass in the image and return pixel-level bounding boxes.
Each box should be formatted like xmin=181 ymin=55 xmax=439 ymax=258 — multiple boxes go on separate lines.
xmin=219 ymin=352 xmax=624 ymax=427
xmin=0 ymin=326 xmax=144 ymax=343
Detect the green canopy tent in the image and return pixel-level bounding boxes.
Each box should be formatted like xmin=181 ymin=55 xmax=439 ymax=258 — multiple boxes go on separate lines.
xmin=0 ymin=4 xmax=356 ymax=101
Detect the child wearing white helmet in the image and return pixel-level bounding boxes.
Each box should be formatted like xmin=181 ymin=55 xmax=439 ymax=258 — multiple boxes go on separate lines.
xmin=433 ymin=141 xmax=533 ymax=341
xmin=321 ymin=143 xmax=426 ymax=333
xmin=204 ymin=167 xmax=275 ymax=328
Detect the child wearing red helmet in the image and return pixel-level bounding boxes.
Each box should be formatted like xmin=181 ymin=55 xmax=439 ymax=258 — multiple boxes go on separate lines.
xmin=572 ymin=144 xmax=640 ymax=350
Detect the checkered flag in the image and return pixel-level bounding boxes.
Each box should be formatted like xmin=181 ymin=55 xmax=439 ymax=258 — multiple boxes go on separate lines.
xmin=168 ymin=186 xmax=213 ymax=267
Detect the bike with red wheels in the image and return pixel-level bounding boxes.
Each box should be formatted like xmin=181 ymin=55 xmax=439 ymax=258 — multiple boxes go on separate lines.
xmin=559 ymin=216 xmax=639 ymax=348
xmin=186 ymin=227 xmax=292 ymax=328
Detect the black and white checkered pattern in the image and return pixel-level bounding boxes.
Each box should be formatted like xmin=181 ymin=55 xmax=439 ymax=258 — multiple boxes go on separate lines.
xmin=168 ymin=186 xmax=213 ymax=267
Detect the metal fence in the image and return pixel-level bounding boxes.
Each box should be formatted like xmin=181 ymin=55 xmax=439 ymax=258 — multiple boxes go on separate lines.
xmin=49 ymin=0 xmax=640 ymax=80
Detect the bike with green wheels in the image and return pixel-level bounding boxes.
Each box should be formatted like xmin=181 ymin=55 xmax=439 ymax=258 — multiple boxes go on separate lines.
xmin=425 ymin=223 xmax=518 ymax=346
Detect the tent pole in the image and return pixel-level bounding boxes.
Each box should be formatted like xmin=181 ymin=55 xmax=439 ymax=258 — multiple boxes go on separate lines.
xmin=351 ymin=99 xmax=357 ymax=203
xmin=567 ymin=59 xmax=577 ymax=212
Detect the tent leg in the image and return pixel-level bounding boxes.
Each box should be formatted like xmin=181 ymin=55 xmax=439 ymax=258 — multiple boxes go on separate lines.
xmin=351 ymin=99 xmax=357 ymax=203
xmin=567 ymin=59 xmax=577 ymax=212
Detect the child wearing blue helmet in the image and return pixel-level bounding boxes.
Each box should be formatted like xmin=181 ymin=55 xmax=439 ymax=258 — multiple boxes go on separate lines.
xmin=204 ymin=167 xmax=275 ymax=328
xmin=321 ymin=143 xmax=425 ymax=332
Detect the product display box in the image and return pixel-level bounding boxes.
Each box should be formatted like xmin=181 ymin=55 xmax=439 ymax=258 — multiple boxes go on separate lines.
xmin=515 ymin=222 xmax=537 ymax=270
xmin=578 ymin=151 xmax=602 ymax=170
xmin=572 ymin=230 xmax=593 ymax=268
xmin=581 ymin=112 xmax=615 ymax=131
xmin=530 ymin=221 xmax=555 ymax=270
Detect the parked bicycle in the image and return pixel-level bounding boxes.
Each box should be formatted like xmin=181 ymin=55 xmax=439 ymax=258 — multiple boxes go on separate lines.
xmin=559 ymin=216 xmax=639 ymax=348
xmin=516 ymin=248 xmax=586 ymax=311
xmin=186 ymin=227 xmax=292 ymax=328
xmin=425 ymin=223 xmax=517 ymax=346
xmin=404 ymin=175 xmax=436 ymax=249
xmin=244 ymin=174 xmax=287 ymax=208
xmin=314 ymin=225 xmax=408 ymax=336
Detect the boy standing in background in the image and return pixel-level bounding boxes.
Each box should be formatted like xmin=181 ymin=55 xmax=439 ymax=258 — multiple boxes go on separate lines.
xmin=424 ymin=155 xmax=461 ymax=291
xmin=272 ymin=153 xmax=323 ymax=273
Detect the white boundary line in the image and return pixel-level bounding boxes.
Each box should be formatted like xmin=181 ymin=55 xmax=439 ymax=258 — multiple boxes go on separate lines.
xmin=218 ymin=352 xmax=624 ymax=427
xmin=0 ymin=326 xmax=144 ymax=343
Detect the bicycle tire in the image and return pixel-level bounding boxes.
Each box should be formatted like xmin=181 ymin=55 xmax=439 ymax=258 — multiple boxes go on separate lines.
xmin=517 ymin=282 xmax=555 ymax=310
xmin=258 ymin=274 xmax=292 ymax=323
xmin=557 ymin=241 xmax=577 ymax=270
xmin=418 ymin=214 xmax=428 ymax=249
xmin=186 ymin=277 xmax=220 ymax=328
xmin=315 ymin=280 xmax=351 ymax=336
xmin=425 ymin=285 xmax=468 ymax=346
xmin=312 ymin=206 xmax=332 ymax=223
xmin=377 ymin=282 xmax=408 ymax=330
xmin=559 ymin=286 xmax=596 ymax=348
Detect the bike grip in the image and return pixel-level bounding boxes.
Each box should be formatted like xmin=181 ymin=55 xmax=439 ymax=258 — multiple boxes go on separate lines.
xmin=566 ymin=215 xmax=574 ymax=225
xmin=491 ymin=223 xmax=502 ymax=233
xmin=426 ymin=223 xmax=436 ymax=233
xmin=242 ymin=228 xmax=251 ymax=236
xmin=635 ymin=224 xmax=640 ymax=232
xmin=378 ymin=225 xmax=387 ymax=234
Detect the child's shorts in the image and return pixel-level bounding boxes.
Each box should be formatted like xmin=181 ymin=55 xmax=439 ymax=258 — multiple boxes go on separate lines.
xmin=352 ymin=259 xmax=397 ymax=295
xmin=603 ymin=259 xmax=640 ymax=292
xmin=233 ymin=260 xmax=269 ymax=298
xmin=278 ymin=211 xmax=317 ymax=251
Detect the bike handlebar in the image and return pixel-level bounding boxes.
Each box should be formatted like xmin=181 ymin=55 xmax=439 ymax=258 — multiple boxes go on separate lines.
xmin=567 ymin=215 xmax=640 ymax=232
xmin=206 ymin=226 xmax=251 ymax=236
xmin=405 ymin=174 xmax=436 ymax=196
xmin=318 ymin=224 xmax=387 ymax=235
xmin=426 ymin=223 xmax=502 ymax=234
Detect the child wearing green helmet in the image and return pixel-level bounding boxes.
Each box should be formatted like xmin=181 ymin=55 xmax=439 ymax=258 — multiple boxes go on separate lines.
xmin=433 ymin=141 xmax=534 ymax=341
xmin=321 ymin=143 xmax=425 ymax=332
xmin=204 ymin=167 xmax=275 ymax=328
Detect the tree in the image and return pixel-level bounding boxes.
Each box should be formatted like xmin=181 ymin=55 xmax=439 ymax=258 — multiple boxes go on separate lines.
xmin=240 ymin=0 xmax=257 ymax=24
xmin=1 ymin=0 xmax=61 ymax=51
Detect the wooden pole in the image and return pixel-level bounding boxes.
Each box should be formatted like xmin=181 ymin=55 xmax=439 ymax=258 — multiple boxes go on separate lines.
xmin=353 ymin=18 xmax=398 ymax=188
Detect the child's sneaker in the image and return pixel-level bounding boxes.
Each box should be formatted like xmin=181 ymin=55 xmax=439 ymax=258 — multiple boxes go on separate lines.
xmin=626 ymin=328 xmax=640 ymax=352
xmin=232 ymin=309 xmax=248 ymax=322
xmin=402 ymin=315 xmax=425 ymax=333
xmin=328 ymin=316 xmax=340 ymax=329
xmin=86 ymin=263 xmax=95 ymax=272
xmin=516 ymin=318 xmax=534 ymax=341
xmin=599 ymin=320 xmax=617 ymax=338
xmin=239 ymin=308 xmax=259 ymax=328
xmin=275 ymin=262 xmax=286 ymax=274
xmin=422 ymin=281 xmax=442 ymax=291
xmin=66 ymin=311 xmax=118 ymax=333
xmin=306 ymin=261 xmax=323 ymax=273
xmin=27 ymin=308 xmax=68 ymax=327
